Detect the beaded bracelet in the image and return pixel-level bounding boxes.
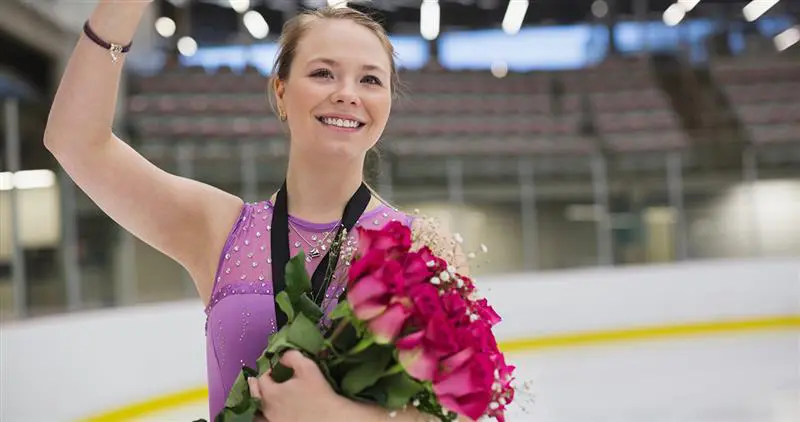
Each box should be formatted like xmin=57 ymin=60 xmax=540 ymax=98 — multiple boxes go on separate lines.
xmin=83 ymin=21 xmax=133 ymax=63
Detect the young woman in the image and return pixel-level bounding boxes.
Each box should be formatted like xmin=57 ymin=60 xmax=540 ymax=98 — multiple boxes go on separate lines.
xmin=45 ymin=1 xmax=469 ymax=420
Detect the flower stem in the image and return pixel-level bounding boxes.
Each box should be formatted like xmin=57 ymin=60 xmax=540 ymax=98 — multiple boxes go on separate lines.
xmin=383 ymin=362 xmax=405 ymax=377
xmin=328 ymin=317 xmax=350 ymax=344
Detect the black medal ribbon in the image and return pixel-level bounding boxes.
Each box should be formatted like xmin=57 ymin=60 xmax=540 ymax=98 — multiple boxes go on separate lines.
xmin=271 ymin=181 xmax=371 ymax=330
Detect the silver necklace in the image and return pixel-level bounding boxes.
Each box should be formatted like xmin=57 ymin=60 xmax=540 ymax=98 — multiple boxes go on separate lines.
xmin=288 ymin=220 xmax=339 ymax=259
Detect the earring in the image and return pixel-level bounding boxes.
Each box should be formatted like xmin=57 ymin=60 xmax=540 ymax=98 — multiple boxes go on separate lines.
xmin=278 ymin=108 xmax=287 ymax=121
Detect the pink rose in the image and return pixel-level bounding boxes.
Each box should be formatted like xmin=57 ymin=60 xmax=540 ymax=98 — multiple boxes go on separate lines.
xmin=347 ymin=248 xmax=387 ymax=290
xmin=347 ymin=259 xmax=414 ymax=344
xmin=473 ymin=298 xmax=502 ymax=327
xmin=355 ymin=221 xmax=412 ymax=258
xmin=486 ymin=353 xmax=516 ymax=422
xmin=407 ymin=283 xmax=444 ymax=321
xmin=461 ymin=321 xmax=499 ymax=355
xmin=399 ymin=251 xmax=435 ymax=286
xmin=456 ymin=274 xmax=477 ymax=295
xmin=417 ymin=245 xmax=445 ymax=267
xmin=367 ymin=302 xmax=412 ymax=344
xmin=433 ymin=348 xmax=495 ymax=420
xmin=440 ymin=291 xmax=470 ymax=327
xmin=397 ymin=313 xmax=461 ymax=381
xmin=395 ymin=332 xmax=438 ymax=381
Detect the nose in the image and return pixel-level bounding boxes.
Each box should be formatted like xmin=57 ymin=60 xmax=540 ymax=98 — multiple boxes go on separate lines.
xmin=330 ymin=81 xmax=361 ymax=106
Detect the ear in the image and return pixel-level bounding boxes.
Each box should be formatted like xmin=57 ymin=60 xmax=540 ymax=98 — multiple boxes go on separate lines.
xmin=274 ymin=78 xmax=286 ymax=109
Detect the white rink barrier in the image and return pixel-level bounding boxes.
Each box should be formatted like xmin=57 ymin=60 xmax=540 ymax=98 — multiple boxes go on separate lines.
xmin=1 ymin=257 xmax=798 ymax=422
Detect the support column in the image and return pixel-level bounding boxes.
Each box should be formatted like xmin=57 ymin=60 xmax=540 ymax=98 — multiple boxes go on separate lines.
xmin=4 ymin=98 xmax=26 ymax=318
xmin=518 ymin=158 xmax=538 ymax=270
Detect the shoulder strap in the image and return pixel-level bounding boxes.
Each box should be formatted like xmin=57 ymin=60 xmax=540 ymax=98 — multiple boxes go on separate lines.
xmin=271 ymin=182 xmax=371 ymax=330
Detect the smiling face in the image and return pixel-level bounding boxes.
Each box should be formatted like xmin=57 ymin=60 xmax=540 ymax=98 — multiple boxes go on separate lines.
xmin=274 ymin=18 xmax=393 ymax=160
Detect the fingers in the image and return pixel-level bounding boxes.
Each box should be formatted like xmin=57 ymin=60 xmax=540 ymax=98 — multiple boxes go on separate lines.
xmin=255 ymin=367 xmax=280 ymax=402
xmin=256 ymin=350 xmax=309 ymax=401
xmin=248 ymin=376 xmax=262 ymax=399
xmin=278 ymin=349 xmax=313 ymax=375
xmin=249 ymin=377 xmax=270 ymax=421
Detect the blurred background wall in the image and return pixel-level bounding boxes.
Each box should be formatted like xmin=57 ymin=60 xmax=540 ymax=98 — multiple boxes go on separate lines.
xmin=0 ymin=1 xmax=798 ymax=421
xmin=1 ymin=0 xmax=797 ymax=319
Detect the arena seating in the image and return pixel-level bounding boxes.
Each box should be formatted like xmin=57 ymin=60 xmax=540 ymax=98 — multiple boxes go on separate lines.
xmin=126 ymin=58 xmax=687 ymax=159
xmin=710 ymin=59 xmax=800 ymax=146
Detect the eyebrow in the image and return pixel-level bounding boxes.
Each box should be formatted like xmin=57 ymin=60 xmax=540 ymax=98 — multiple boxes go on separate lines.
xmin=308 ymin=57 xmax=388 ymax=74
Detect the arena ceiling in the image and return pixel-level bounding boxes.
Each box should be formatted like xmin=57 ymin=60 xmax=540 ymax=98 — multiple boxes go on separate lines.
xmin=158 ymin=0 xmax=799 ymax=44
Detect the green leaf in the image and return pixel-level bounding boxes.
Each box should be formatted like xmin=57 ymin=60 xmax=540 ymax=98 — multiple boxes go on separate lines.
xmin=341 ymin=347 xmax=393 ymax=396
xmin=285 ymin=253 xmax=311 ymax=298
xmin=294 ymin=293 xmax=324 ymax=324
xmin=377 ymin=372 xmax=425 ymax=409
xmin=275 ymin=291 xmax=295 ymax=322
xmin=329 ymin=300 xmax=352 ymax=320
xmin=318 ymin=361 xmax=339 ymax=391
xmin=224 ymin=370 xmax=252 ymax=408
xmin=331 ymin=322 xmax=359 ymax=354
xmin=256 ymin=353 xmax=272 ymax=376
xmin=382 ymin=362 xmax=405 ymax=377
xmin=287 ymin=313 xmax=325 ymax=355
xmin=269 ymin=360 xmax=295 ymax=383
xmin=347 ymin=336 xmax=375 ymax=355
xmin=265 ymin=327 xmax=290 ymax=354
xmin=357 ymin=385 xmax=389 ymax=407
xmin=214 ymin=397 xmax=260 ymax=422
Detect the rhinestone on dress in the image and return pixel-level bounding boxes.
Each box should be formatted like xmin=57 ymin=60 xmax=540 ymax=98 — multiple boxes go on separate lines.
xmin=294 ymin=241 xmax=301 ymax=248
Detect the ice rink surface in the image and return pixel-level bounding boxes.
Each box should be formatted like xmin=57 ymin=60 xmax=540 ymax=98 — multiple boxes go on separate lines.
xmin=129 ymin=330 xmax=799 ymax=422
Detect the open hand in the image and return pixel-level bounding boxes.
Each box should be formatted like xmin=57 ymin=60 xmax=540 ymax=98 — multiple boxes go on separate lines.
xmin=248 ymin=350 xmax=343 ymax=422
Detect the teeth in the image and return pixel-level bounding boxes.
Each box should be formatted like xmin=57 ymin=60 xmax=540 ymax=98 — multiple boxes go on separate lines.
xmin=322 ymin=117 xmax=360 ymax=128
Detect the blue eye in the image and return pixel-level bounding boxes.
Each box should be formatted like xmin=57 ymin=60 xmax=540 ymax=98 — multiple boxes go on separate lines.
xmin=362 ymin=75 xmax=383 ymax=86
xmin=310 ymin=68 xmax=333 ymax=78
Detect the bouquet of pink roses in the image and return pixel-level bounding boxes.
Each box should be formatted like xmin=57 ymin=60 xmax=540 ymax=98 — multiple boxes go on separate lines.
xmin=206 ymin=221 xmax=516 ymax=422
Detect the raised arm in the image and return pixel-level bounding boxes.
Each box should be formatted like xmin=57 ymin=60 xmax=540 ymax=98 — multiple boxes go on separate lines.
xmin=44 ymin=0 xmax=243 ymax=302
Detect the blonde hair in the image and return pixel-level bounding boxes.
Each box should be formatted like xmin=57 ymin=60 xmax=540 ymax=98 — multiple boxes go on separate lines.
xmin=268 ymin=6 xmax=400 ymax=208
